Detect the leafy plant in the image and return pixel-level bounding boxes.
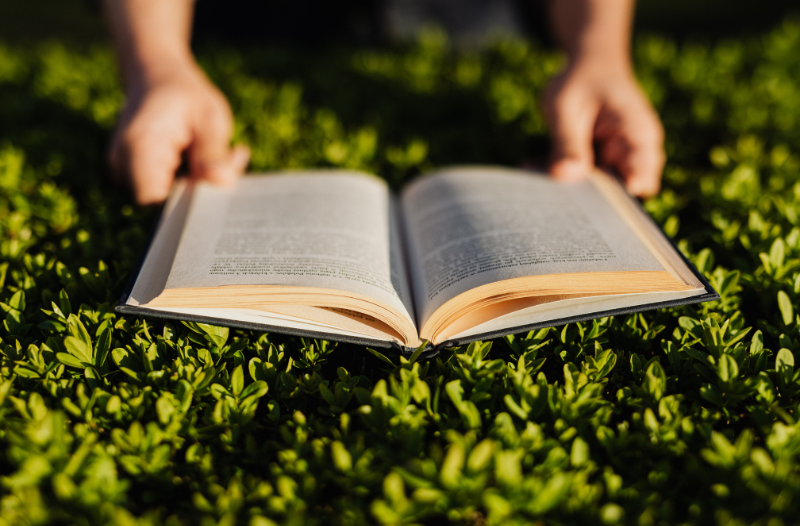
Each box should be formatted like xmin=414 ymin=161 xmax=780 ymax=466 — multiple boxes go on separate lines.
xmin=2 ymin=16 xmax=800 ymax=525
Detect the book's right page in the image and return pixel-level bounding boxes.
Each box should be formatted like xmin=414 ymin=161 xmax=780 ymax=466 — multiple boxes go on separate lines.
xmin=400 ymin=167 xmax=708 ymax=344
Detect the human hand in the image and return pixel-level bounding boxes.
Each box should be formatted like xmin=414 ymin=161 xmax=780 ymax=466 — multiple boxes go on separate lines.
xmin=109 ymin=61 xmax=249 ymax=205
xmin=544 ymin=60 xmax=665 ymax=197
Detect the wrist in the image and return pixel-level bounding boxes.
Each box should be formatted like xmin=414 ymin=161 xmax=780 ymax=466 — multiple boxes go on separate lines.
xmin=565 ymin=50 xmax=635 ymax=79
xmin=122 ymin=52 xmax=200 ymax=93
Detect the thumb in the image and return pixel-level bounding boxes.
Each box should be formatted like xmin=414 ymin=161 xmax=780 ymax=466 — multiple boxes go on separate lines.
xmin=547 ymin=95 xmax=597 ymax=182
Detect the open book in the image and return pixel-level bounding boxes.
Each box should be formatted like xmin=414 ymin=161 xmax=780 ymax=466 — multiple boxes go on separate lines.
xmin=117 ymin=167 xmax=718 ymax=353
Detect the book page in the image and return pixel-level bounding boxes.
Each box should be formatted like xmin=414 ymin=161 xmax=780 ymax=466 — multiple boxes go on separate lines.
xmin=401 ymin=167 xmax=667 ymax=326
xmin=127 ymin=178 xmax=193 ymax=306
xmin=447 ymin=289 xmax=706 ymax=342
xmin=158 ymin=171 xmax=415 ymax=325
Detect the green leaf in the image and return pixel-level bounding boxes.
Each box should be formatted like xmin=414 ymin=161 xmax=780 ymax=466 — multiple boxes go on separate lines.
xmin=119 ymin=367 xmax=144 ymax=382
xmin=241 ymin=381 xmax=268 ymax=400
xmin=248 ymin=357 xmax=266 ymax=382
xmin=183 ymin=322 xmax=229 ymax=348
xmin=94 ymin=326 xmax=111 ymax=367
xmin=106 ymin=395 xmax=121 ymax=414
xmin=59 ymin=290 xmax=71 ymax=316
xmin=84 ymin=367 xmax=100 ymax=390
xmin=156 ymin=396 xmax=175 ymax=424
xmin=466 ymin=439 xmax=494 ymax=473
xmin=331 ymin=441 xmax=352 ymax=472
xmin=52 ymin=473 xmax=77 ymax=501
xmin=570 ymin=437 xmax=590 ymax=467
xmin=367 ymin=348 xmax=395 ymax=367
xmin=13 ymin=366 xmax=39 ymax=378
xmin=408 ymin=341 xmax=427 ymax=364
xmin=319 ymin=382 xmax=337 ymax=406
xmin=231 ymin=365 xmax=244 ymax=397
xmin=8 ymin=290 xmax=25 ymax=311
xmin=445 ymin=379 xmax=464 ymax=404
xmin=410 ymin=378 xmax=430 ymax=405
xmin=719 ymin=270 xmax=740 ymax=296
xmin=38 ymin=320 xmax=65 ymax=332
xmin=495 ymin=450 xmax=522 ymax=486
xmin=210 ymin=383 xmax=230 ymax=400
xmin=141 ymin=342 xmax=157 ymax=372
xmin=778 ymin=291 xmax=794 ymax=326
xmin=112 ymin=347 xmax=141 ymax=371
xmin=770 ymin=238 xmax=786 ymax=269
xmin=685 ymin=346 xmax=715 ymax=367
xmin=595 ymin=350 xmax=618 ymax=379
xmin=645 ymin=361 xmax=667 ymax=400
xmin=56 ymin=352 xmax=85 ymax=369
xmin=718 ymin=354 xmax=739 ymax=382
xmin=679 ymin=316 xmax=703 ymax=338
xmin=694 ymin=249 xmax=714 ymax=275
xmin=504 ymin=394 xmax=528 ymax=420
xmin=64 ymin=314 xmax=92 ymax=363
xmin=750 ymin=330 xmax=764 ymax=354
xmin=440 ymin=441 xmax=465 ymax=489
xmin=776 ymin=348 xmax=794 ymax=373
xmin=381 ymin=472 xmax=407 ymax=509
xmin=529 ymin=472 xmax=570 ymax=514
xmin=600 ymin=504 xmax=625 ymax=525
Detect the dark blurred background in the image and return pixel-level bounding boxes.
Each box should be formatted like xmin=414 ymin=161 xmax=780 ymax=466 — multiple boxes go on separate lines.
xmin=1 ymin=0 xmax=798 ymax=48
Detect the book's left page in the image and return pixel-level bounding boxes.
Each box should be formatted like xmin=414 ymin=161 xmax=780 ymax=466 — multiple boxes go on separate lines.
xmin=125 ymin=171 xmax=419 ymax=347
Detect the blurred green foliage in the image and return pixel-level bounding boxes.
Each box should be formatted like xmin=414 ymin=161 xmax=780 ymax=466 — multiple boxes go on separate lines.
xmin=2 ymin=16 xmax=800 ymax=525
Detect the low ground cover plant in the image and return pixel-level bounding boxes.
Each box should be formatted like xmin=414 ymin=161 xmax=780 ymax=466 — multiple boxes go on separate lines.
xmin=1 ymin=18 xmax=800 ymax=525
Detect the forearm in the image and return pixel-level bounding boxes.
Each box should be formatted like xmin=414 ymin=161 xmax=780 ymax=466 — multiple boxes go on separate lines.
xmin=549 ymin=0 xmax=635 ymax=73
xmin=102 ymin=0 xmax=196 ymax=91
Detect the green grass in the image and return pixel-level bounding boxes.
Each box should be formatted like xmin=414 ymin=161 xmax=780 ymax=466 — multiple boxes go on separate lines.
xmin=2 ymin=17 xmax=800 ymax=526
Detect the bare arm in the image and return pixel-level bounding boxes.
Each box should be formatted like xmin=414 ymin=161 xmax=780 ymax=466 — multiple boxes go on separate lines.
xmin=545 ymin=0 xmax=664 ymax=196
xmin=550 ymin=0 xmax=634 ymax=63
xmin=103 ymin=0 xmax=249 ymax=205
xmin=104 ymin=0 xmax=195 ymax=90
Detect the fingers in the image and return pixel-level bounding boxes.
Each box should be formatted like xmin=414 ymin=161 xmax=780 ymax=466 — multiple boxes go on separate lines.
xmin=545 ymin=80 xmax=598 ymax=182
xmin=599 ymin=107 xmax=665 ymax=198
xmin=230 ymin=144 xmax=251 ymax=174
xmin=108 ymin=81 xmax=248 ymax=205
xmin=544 ymin=66 xmax=666 ymax=197
xmin=107 ymin=90 xmax=194 ymax=205
xmin=612 ymin=143 xmax=664 ymax=197
xmin=123 ymin=124 xmax=188 ymax=205
xmin=188 ymin=101 xmax=247 ymax=186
